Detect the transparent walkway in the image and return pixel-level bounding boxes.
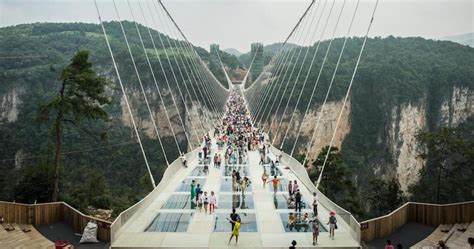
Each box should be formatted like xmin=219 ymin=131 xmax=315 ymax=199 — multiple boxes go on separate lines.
xmin=111 ymin=88 xmax=360 ymax=248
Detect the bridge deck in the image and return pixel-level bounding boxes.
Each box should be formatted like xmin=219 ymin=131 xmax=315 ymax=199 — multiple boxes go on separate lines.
xmin=112 ymin=138 xmax=359 ymax=248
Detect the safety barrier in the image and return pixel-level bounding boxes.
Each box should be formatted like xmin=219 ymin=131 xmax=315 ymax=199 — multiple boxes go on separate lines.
xmin=110 ymin=147 xmax=199 ymax=243
xmin=269 ymin=146 xmax=361 ymax=243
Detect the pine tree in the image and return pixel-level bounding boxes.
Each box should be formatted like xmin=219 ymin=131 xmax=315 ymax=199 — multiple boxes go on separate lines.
xmin=38 ymin=50 xmax=111 ymax=201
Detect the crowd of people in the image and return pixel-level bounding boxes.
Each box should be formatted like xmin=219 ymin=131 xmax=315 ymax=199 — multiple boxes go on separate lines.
xmin=185 ymin=87 xmax=337 ymax=246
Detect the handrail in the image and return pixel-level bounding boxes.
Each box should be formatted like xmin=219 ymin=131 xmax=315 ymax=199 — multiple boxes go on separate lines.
xmin=0 ymin=201 xmax=112 ymax=241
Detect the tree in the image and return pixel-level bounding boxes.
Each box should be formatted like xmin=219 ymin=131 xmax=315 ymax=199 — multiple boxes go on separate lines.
xmin=367 ymin=178 xmax=405 ymax=217
xmin=310 ymin=146 xmax=365 ymax=218
xmin=409 ymin=121 xmax=474 ymax=204
xmin=38 ymin=50 xmax=111 ymax=201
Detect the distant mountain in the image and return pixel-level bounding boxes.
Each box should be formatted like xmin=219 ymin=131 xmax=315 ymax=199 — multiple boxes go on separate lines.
xmin=238 ymin=42 xmax=300 ymax=67
xmin=442 ymin=32 xmax=474 ymax=47
xmin=223 ymin=48 xmax=243 ymax=57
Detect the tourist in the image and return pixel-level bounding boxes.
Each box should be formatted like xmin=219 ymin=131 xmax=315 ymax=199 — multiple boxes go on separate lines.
xmin=289 ymin=240 xmax=297 ymax=249
xmin=227 ymin=217 xmax=247 ymax=245
xmin=270 ymin=176 xmax=280 ymax=195
xmin=261 ymin=170 xmax=268 ymax=188
xmin=434 ymin=240 xmax=447 ymax=249
xmin=217 ymin=153 xmax=222 ymax=167
xmin=311 ymin=217 xmax=320 ymax=246
xmin=396 ymin=244 xmax=403 ymax=249
xmin=213 ymin=153 xmax=218 ymax=168
xmin=327 ymin=211 xmax=337 ymax=240
xmin=195 ymin=184 xmax=201 ymax=202
xmin=197 ymin=191 xmax=203 ymax=212
xmin=288 ymin=181 xmax=293 ymax=196
xmin=209 ymin=191 xmax=217 ymax=214
xmin=203 ymin=146 xmax=208 ymax=160
xmin=202 ymin=191 xmax=209 ymax=214
xmin=181 ymin=153 xmax=187 ymax=167
xmin=295 ymin=189 xmax=302 ymax=213
xmin=288 ymin=212 xmax=296 ymax=227
xmin=230 ymin=208 xmax=239 ymax=230
xmin=190 ymin=180 xmax=196 ymax=200
xmin=312 ymin=192 xmax=318 ymax=217
xmin=292 ymin=180 xmax=299 ymax=195
xmin=385 ymin=240 xmax=395 ymax=249
xmin=468 ymin=237 xmax=474 ymax=248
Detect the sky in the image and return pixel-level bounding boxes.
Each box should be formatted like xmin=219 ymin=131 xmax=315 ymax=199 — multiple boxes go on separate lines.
xmin=0 ymin=0 xmax=472 ymax=53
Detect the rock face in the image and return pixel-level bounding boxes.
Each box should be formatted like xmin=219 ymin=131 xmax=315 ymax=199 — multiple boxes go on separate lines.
xmin=388 ymin=86 xmax=473 ymax=191
xmin=0 ymin=88 xmax=22 ymax=122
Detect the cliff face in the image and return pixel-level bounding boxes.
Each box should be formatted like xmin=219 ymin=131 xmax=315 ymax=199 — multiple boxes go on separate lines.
xmin=0 ymin=88 xmax=22 ymax=122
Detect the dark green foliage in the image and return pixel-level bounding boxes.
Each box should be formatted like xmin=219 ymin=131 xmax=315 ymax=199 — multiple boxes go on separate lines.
xmin=409 ymin=118 xmax=474 ymax=203
xmin=310 ymin=146 xmax=365 ymax=219
xmin=366 ymin=178 xmax=405 ymax=217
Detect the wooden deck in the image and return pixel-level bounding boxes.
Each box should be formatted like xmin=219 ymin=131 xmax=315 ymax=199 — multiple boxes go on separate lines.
xmin=0 ymin=223 xmax=54 ymax=248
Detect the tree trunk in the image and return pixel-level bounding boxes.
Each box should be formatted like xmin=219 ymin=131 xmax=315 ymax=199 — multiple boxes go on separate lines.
xmin=52 ymin=83 xmax=65 ymax=202
xmin=51 ymin=112 xmax=63 ymax=201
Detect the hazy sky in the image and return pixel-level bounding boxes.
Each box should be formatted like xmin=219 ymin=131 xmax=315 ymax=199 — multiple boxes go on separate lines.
xmin=1 ymin=0 xmax=472 ymax=52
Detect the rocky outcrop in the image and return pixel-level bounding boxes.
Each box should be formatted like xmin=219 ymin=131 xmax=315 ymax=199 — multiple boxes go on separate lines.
xmin=0 ymin=88 xmax=22 ymax=122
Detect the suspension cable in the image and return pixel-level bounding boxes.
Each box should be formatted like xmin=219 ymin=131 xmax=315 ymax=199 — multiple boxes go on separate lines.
xmin=93 ymin=0 xmax=155 ymax=188
xmin=316 ymin=0 xmax=379 ymax=188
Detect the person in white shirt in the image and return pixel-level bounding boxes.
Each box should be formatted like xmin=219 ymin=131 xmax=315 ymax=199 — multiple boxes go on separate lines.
xmin=209 ymin=191 xmax=217 ymax=214
xmin=312 ymin=192 xmax=319 ymax=217
xmin=202 ymin=191 xmax=209 ymax=214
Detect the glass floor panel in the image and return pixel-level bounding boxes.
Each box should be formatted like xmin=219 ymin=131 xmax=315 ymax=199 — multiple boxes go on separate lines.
xmin=279 ymin=213 xmax=327 ymax=233
xmin=273 ymin=194 xmax=311 ymax=210
xmin=176 ymin=178 xmax=206 ymax=192
xmin=189 ymin=166 xmax=208 ymax=176
xmin=268 ymin=178 xmax=289 ymax=192
xmin=219 ymin=193 xmax=254 ymax=209
xmin=213 ymin=213 xmax=257 ymax=232
xmin=220 ymin=178 xmax=253 ymax=192
xmin=162 ymin=194 xmax=196 ymax=209
xmin=223 ymin=166 xmax=250 ymax=177
xmin=263 ymin=165 xmax=283 ymax=176
xmin=145 ymin=212 xmax=193 ymax=232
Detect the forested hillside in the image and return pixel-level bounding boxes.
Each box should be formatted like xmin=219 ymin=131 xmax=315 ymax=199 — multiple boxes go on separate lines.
xmin=0 ymin=22 xmax=228 ymax=215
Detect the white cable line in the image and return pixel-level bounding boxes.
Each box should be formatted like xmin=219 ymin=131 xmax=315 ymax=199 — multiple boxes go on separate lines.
xmin=249 ymin=45 xmax=292 ymax=124
xmin=281 ymin=0 xmax=332 ymax=151
xmin=299 ymin=0 xmax=348 ymax=166
xmin=143 ymin=0 xmax=193 ymax=150
xmin=126 ymin=0 xmax=176 ymax=165
xmin=316 ymin=0 xmax=379 ymax=188
xmin=216 ymin=49 xmax=233 ymax=87
xmin=93 ymin=0 xmax=155 ymax=188
xmin=288 ymin=0 xmax=338 ymax=157
xmin=153 ymin=2 xmax=204 ymax=144
xmin=270 ymin=0 xmax=322 ymax=146
xmin=135 ymin=0 xmax=184 ymax=155
xmin=260 ymin=4 xmax=316 ymax=130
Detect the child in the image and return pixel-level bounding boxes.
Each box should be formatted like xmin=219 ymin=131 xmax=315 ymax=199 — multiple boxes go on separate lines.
xmin=227 ymin=217 xmax=246 ymax=245
xmin=197 ymin=191 xmax=203 ymax=212
xmin=209 ymin=191 xmax=217 ymax=214
xmin=202 ymin=191 xmax=209 ymax=213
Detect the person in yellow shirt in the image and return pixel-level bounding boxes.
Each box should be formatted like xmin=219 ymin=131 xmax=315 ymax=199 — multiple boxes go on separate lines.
xmin=227 ymin=217 xmax=247 ymax=245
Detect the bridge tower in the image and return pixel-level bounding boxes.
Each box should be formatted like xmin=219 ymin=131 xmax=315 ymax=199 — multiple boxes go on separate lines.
xmin=209 ymin=43 xmax=220 ymax=66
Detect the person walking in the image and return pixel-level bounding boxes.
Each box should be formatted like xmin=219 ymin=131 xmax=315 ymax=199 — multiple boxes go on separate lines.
xmin=295 ymin=189 xmax=302 ymax=213
xmin=190 ymin=180 xmax=196 ymax=200
xmin=195 ymin=184 xmax=201 ymax=202
xmin=311 ymin=217 xmax=320 ymax=246
xmin=261 ymin=170 xmax=268 ymax=188
xmin=385 ymin=240 xmax=395 ymax=249
xmin=289 ymin=240 xmax=297 ymax=249
xmin=288 ymin=181 xmax=293 ymax=197
xmin=327 ymin=211 xmax=337 ymax=240
xmin=312 ymin=192 xmax=318 ymax=217
xmin=292 ymin=180 xmax=299 ymax=195
xmin=202 ymin=191 xmax=209 ymax=214
xmin=227 ymin=217 xmax=246 ymax=245
xmin=230 ymin=208 xmax=240 ymax=231
xmin=209 ymin=191 xmax=217 ymax=214
xmin=270 ymin=176 xmax=280 ymax=195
